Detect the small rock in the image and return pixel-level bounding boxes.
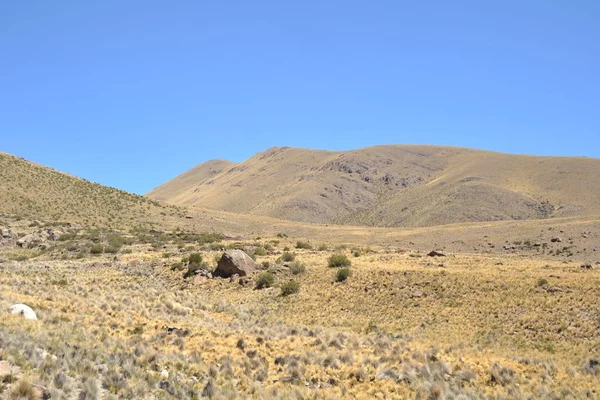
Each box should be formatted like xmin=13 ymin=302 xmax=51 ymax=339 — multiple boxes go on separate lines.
xmin=427 ymin=250 xmax=446 ymax=257
xmin=412 ymin=290 xmax=424 ymax=298
xmin=546 ymin=286 xmax=563 ymax=293
xmin=239 ymin=276 xmax=252 ymax=287
xmin=581 ymin=263 xmax=593 ymax=269
xmin=551 ymin=237 xmax=563 ymax=243
xmin=10 ymin=304 xmax=37 ymax=320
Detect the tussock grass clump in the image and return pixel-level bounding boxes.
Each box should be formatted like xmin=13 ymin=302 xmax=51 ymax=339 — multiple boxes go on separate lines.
xmin=90 ymin=244 xmax=103 ymax=255
xmin=255 ymin=272 xmax=275 ymax=289
xmin=289 ymin=261 xmax=306 ymax=275
xmin=328 ymin=254 xmax=351 ymax=268
xmin=335 ymin=267 xmax=352 ymax=282
xmin=281 ymin=281 xmax=300 ymax=296
xmin=10 ymin=379 xmax=38 ymax=400
xmin=278 ymin=252 xmax=296 ymax=263
xmin=295 ymin=241 xmax=312 ymax=250
xmin=253 ymin=247 xmax=267 ymax=257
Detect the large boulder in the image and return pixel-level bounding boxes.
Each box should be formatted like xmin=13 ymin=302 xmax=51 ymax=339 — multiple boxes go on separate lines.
xmin=214 ymin=250 xmax=257 ymax=278
xmin=10 ymin=304 xmax=38 ymax=320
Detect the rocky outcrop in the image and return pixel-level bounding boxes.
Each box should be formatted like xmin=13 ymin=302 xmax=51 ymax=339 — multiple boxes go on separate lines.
xmin=213 ymin=250 xmax=258 ymax=278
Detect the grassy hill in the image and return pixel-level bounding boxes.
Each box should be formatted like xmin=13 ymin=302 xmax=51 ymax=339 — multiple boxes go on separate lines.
xmin=148 ymin=145 xmax=600 ymax=227
xmin=0 ymin=152 xmax=186 ymax=229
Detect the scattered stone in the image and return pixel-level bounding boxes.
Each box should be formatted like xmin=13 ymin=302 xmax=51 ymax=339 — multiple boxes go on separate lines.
xmin=10 ymin=304 xmax=38 ymax=320
xmin=1 ymin=227 xmax=11 ymax=238
xmin=239 ymin=276 xmax=252 ymax=287
xmin=546 ymin=286 xmax=563 ymax=293
xmin=427 ymin=250 xmax=446 ymax=257
xmin=551 ymin=237 xmax=563 ymax=243
xmin=0 ymin=360 xmax=19 ymax=377
xmin=214 ymin=250 xmax=258 ymax=278
xmin=412 ymin=289 xmax=424 ymax=298
xmin=581 ymin=263 xmax=593 ymax=269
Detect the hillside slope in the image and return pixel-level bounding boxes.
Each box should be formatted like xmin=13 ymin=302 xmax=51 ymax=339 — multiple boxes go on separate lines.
xmin=0 ymin=152 xmax=184 ymax=228
xmin=148 ymin=145 xmax=600 ymax=227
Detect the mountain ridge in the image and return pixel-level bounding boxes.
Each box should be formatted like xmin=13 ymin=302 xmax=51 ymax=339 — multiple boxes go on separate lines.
xmin=147 ymin=144 xmax=600 ymax=227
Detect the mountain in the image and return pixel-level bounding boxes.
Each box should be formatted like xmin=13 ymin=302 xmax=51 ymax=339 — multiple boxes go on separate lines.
xmin=148 ymin=145 xmax=600 ymax=227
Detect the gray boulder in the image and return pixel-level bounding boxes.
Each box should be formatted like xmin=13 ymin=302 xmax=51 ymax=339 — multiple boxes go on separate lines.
xmin=214 ymin=250 xmax=257 ymax=278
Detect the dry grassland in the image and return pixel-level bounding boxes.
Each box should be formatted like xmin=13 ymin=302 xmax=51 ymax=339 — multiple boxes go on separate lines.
xmin=2 ymin=236 xmax=600 ymax=399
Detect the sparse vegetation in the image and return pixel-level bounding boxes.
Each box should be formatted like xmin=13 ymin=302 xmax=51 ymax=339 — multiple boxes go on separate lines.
xmin=295 ymin=240 xmax=312 ymax=250
xmin=280 ymin=280 xmax=300 ymax=296
xmin=289 ymin=261 xmax=306 ymax=275
xmin=278 ymin=251 xmax=296 ymax=263
xmin=255 ymin=272 xmax=275 ymax=289
xmin=328 ymin=253 xmax=351 ymax=268
xmin=335 ymin=267 xmax=352 ymax=282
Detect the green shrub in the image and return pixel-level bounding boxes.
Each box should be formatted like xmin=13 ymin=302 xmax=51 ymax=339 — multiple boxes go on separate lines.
xmin=255 ymin=272 xmax=275 ymax=289
xmin=281 ymin=281 xmax=300 ymax=296
xmin=253 ymin=247 xmax=267 ymax=257
xmin=171 ymin=262 xmax=184 ymax=271
xmin=289 ymin=261 xmax=306 ymax=275
xmin=104 ymin=245 xmax=120 ymax=254
xmin=318 ymin=244 xmax=329 ymax=251
xmin=188 ymin=253 xmax=203 ymax=264
xmin=279 ymin=252 xmax=296 ymax=263
xmin=335 ymin=267 xmax=352 ymax=282
xmin=184 ymin=262 xmax=206 ymax=278
xmin=90 ymin=244 xmax=104 ymax=255
xmin=537 ymin=278 xmax=548 ymax=287
xmin=351 ymin=248 xmax=361 ymax=257
xmin=328 ymin=254 xmax=351 ymax=268
xmin=295 ymin=241 xmax=312 ymax=250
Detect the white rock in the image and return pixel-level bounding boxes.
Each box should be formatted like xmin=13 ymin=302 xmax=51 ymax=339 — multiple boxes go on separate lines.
xmin=10 ymin=304 xmax=38 ymax=320
xmin=160 ymin=369 xmax=169 ymax=379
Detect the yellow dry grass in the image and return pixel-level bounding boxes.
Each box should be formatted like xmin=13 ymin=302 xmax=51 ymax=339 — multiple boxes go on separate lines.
xmin=2 ymin=237 xmax=600 ymax=399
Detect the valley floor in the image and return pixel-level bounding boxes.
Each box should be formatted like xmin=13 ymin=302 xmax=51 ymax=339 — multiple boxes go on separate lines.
xmin=2 ymin=235 xmax=600 ymax=399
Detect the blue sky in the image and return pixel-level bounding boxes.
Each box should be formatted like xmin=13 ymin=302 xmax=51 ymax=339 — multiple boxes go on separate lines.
xmin=1 ymin=1 xmax=598 ymax=194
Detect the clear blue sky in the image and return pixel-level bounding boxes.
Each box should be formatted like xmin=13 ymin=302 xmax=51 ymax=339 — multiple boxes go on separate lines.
xmin=1 ymin=1 xmax=598 ymax=194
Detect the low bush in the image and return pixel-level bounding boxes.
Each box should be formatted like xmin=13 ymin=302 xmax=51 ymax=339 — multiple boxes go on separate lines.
xmin=278 ymin=252 xmax=296 ymax=263
xmin=281 ymin=281 xmax=300 ymax=296
xmin=328 ymin=254 xmax=351 ymax=268
xmin=90 ymin=244 xmax=104 ymax=255
xmin=296 ymin=241 xmax=312 ymax=250
xmin=335 ymin=267 xmax=352 ymax=282
xmin=289 ymin=261 xmax=306 ymax=275
xmin=255 ymin=272 xmax=275 ymax=289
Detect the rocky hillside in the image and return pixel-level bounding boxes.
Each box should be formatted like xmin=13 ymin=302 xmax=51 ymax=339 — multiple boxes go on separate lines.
xmin=148 ymin=145 xmax=600 ymax=227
